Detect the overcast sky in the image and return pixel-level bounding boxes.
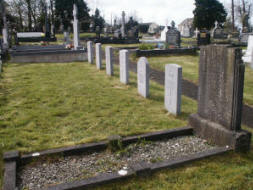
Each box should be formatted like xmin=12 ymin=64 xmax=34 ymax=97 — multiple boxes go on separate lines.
xmin=85 ymin=0 xmax=230 ymax=26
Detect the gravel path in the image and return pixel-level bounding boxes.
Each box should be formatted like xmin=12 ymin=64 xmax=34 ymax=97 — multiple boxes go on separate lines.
xmin=18 ymin=136 xmax=216 ymax=190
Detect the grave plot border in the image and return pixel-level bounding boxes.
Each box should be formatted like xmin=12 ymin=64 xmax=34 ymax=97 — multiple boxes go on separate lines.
xmin=3 ymin=127 xmax=231 ymax=190
xmin=136 ymin=48 xmax=197 ymax=57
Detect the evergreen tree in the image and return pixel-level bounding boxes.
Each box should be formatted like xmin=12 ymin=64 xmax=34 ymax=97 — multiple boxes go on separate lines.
xmin=193 ymin=0 xmax=227 ymax=30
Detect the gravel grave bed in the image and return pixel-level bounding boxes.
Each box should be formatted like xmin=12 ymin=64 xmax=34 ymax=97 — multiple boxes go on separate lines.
xmin=18 ymin=136 xmax=217 ymax=190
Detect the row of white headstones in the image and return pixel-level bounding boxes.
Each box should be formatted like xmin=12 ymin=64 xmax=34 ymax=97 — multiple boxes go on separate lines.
xmin=87 ymin=41 xmax=182 ymax=116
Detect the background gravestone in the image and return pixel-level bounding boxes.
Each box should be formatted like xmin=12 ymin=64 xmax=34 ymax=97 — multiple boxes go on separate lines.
xmin=242 ymin=35 xmax=253 ymax=63
xmin=197 ymin=30 xmax=211 ymax=46
xmin=96 ymin=43 xmax=102 ymax=70
xmin=87 ymin=41 xmax=94 ymax=64
xmin=137 ymin=57 xmax=149 ymax=98
xmin=119 ymin=50 xmax=129 ymax=84
xmin=165 ymin=64 xmax=182 ymax=115
xmin=166 ymin=28 xmax=181 ymax=47
xmin=189 ymin=45 xmax=251 ymax=151
xmin=105 ymin=46 xmax=114 ymax=76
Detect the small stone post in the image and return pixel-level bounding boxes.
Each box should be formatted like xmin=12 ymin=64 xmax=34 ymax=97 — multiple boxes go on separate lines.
xmin=165 ymin=64 xmax=182 ymax=115
xmin=87 ymin=41 xmax=94 ymax=64
xmin=96 ymin=43 xmax=102 ymax=70
xmin=137 ymin=57 xmax=149 ymax=98
xmin=105 ymin=46 xmax=114 ymax=76
xmin=73 ymin=4 xmax=80 ymax=50
xmin=119 ymin=49 xmax=129 ymax=84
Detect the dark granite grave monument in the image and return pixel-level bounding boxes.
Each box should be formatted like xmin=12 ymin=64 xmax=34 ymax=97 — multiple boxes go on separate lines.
xmin=189 ymin=45 xmax=251 ymax=152
xmin=197 ymin=30 xmax=210 ymax=46
xmin=166 ymin=28 xmax=181 ymax=47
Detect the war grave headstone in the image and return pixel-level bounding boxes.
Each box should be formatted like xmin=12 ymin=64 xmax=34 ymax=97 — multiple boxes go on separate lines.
xmin=165 ymin=64 xmax=182 ymax=115
xmin=106 ymin=46 xmax=114 ymax=76
xmin=96 ymin=43 xmax=102 ymax=70
xmin=197 ymin=30 xmax=211 ymax=46
xmin=137 ymin=57 xmax=150 ymax=98
xmin=242 ymin=35 xmax=253 ymax=64
xmin=120 ymin=50 xmax=129 ymax=84
xmin=188 ymin=45 xmax=251 ymax=151
xmin=87 ymin=41 xmax=94 ymax=64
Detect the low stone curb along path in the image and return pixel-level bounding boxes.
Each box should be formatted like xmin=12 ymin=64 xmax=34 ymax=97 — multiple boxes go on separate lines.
xmin=108 ymin=49 xmax=253 ymax=129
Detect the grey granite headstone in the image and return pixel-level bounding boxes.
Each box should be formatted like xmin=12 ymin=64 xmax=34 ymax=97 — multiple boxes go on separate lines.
xmin=105 ymin=46 xmax=113 ymax=76
xmin=96 ymin=43 xmax=102 ymax=70
xmin=64 ymin=32 xmax=70 ymax=45
xmin=73 ymin=4 xmax=80 ymax=50
xmin=166 ymin=28 xmax=181 ymax=47
xmin=137 ymin=57 xmax=149 ymax=98
xmin=87 ymin=41 xmax=94 ymax=64
xmin=164 ymin=64 xmax=182 ymax=115
xmin=188 ymin=45 xmax=251 ymax=152
xmin=119 ymin=50 xmax=129 ymax=84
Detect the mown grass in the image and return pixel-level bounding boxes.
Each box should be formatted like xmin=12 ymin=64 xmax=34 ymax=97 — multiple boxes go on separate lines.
xmin=0 ymin=61 xmax=196 ymax=187
xmin=133 ymin=54 xmax=253 ymax=106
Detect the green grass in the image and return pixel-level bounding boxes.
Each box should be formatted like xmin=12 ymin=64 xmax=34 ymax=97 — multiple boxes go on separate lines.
xmin=0 ymin=61 xmax=196 ymax=187
xmin=133 ymin=54 xmax=253 ymax=106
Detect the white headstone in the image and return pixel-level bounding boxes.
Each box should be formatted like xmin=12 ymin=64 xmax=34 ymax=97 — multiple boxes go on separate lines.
xmin=73 ymin=4 xmax=80 ymax=50
xmin=165 ymin=64 xmax=182 ymax=115
xmin=160 ymin=26 xmax=168 ymax=41
xmin=96 ymin=43 xmax=102 ymax=70
xmin=106 ymin=46 xmax=114 ymax=76
xmin=87 ymin=41 xmax=94 ymax=64
xmin=137 ymin=57 xmax=149 ymax=98
xmin=119 ymin=50 xmax=129 ymax=84
xmin=243 ymin=35 xmax=253 ymax=63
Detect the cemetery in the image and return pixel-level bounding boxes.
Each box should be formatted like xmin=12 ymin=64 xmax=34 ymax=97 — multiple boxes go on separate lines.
xmin=1 ymin=0 xmax=253 ymax=189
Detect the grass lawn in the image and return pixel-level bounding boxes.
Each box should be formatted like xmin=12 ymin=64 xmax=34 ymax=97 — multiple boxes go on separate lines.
xmin=0 ymin=61 xmax=253 ymax=189
xmin=132 ymin=54 xmax=253 ymax=107
xmin=0 ymin=61 xmax=196 ymax=187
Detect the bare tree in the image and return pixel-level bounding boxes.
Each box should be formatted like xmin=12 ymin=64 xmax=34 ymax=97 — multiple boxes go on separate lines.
xmin=237 ymin=0 xmax=252 ymax=32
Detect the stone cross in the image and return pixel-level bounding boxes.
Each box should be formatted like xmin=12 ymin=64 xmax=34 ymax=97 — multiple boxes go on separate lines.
xmin=189 ymin=45 xmax=251 ymax=152
xmin=165 ymin=64 xmax=182 ymax=115
xmin=137 ymin=57 xmax=150 ymax=98
xmin=96 ymin=43 xmax=102 ymax=70
xmin=121 ymin=11 xmax=126 ymax=38
xmin=105 ymin=46 xmax=114 ymax=76
xmin=119 ymin=49 xmax=129 ymax=84
xmin=87 ymin=41 xmax=94 ymax=64
xmin=73 ymin=4 xmax=80 ymax=50
xmin=1 ymin=0 xmax=8 ymax=49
